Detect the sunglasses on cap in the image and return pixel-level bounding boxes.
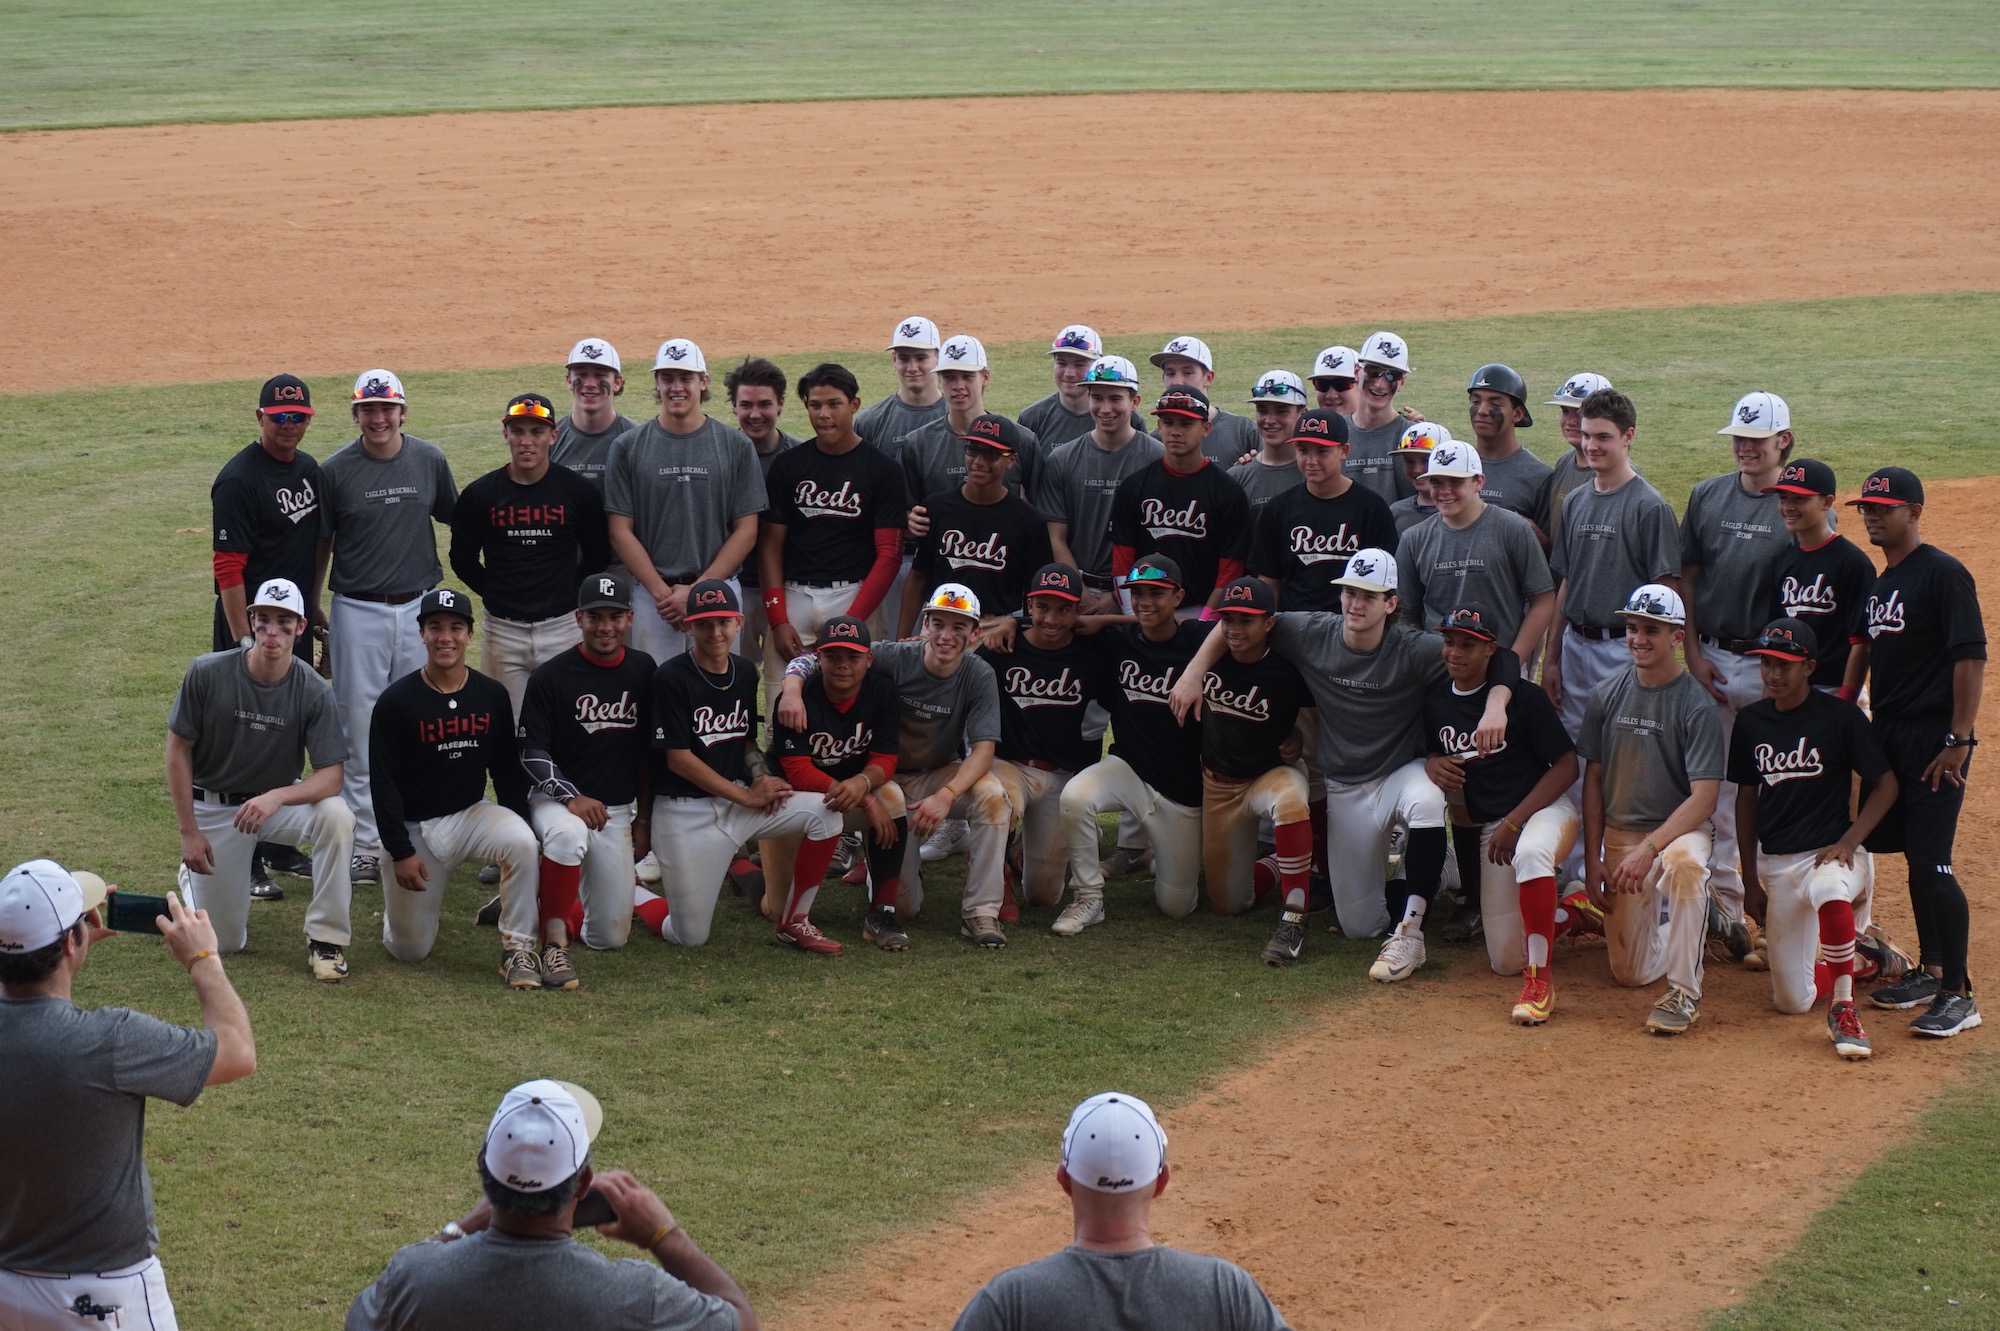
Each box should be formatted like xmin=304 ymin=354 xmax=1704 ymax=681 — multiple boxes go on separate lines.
xmin=1083 ymin=364 xmax=1132 ymax=385
xmin=264 ymin=411 xmax=311 ymax=426
xmin=1053 ymin=330 xmax=1095 ymax=352
xmin=1311 ymin=377 xmax=1357 ymax=393
xmin=1125 ymin=565 xmax=1178 ymax=588
xmin=930 ymin=589 xmax=977 ymax=615
xmin=1361 ymin=365 xmax=1405 ymax=383
xmin=1440 ymin=607 xmax=1495 ymax=639
xmin=506 ymin=400 xmax=554 ymax=421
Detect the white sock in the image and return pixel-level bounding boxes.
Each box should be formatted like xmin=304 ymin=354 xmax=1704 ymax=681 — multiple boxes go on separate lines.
xmin=1527 ymin=934 xmax=1549 ymax=969
xmin=1400 ymin=897 xmax=1427 ymax=933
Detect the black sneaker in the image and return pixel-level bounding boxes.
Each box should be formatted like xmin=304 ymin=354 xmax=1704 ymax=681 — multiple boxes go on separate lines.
xmin=261 ymin=843 xmax=315 ymax=878
xmin=862 ymin=906 xmax=910 ymax=952
xmin=1705 ymin=899 xmax=1751 ymax=961
xmin=1306 ymin=875 xmax=1334 ymax=914
xmin=1262 ymin=911 xmax=1307 ymax=967
xmin=250 ymin=867 xmax=285 ymax=902
xmin=477 ymin=863 xmax=501 ymax=886
xmin=1871 ymin=969 xmax=1942 ymax=1011
xmin=473 ymin=895 xmax=501 ymax=928
xmin=1910 ymin=991 xmax=1982 ymax=1038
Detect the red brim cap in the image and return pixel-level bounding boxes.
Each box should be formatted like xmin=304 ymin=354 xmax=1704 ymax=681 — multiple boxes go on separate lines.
xmin=1153 ymin=407 xmax=1208 ymax=420
xmin=958 ymin=436 xmax=1016 ymax=451
xmin=1771 ymin=483 xmax=1826 ymax=496
xmin=1746 ymin=646 xmax=1809 ymax=661
xmin=1441 ymin=626 xmax=1497 ymax=642
xmin=263 ymin=405 xmax=315 ymax=416
xmin=1027 ymin=588 xmax=1081 ymax=603
xmin=1288 ymin=434 xmax=1345 ymax=447
xmin=1216 ymin=606 xmax=1271 ymax=616
xmin=816 ymin=640 xmax=869 ymax=652
xmin=1846 ymin=496 xmax=1911 ymax=507
xmin=681 ymin=608 xmax=742 ymax=622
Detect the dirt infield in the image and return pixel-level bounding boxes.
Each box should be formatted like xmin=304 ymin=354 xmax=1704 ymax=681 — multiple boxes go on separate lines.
xmin=4 ymin=88 xmax=1999 ymax=393
xmin=783 ymin=490 xmax=1997 ymax=1331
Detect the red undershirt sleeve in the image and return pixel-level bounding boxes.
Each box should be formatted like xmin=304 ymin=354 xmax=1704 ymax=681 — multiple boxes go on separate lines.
xmin=779 ymin=755 xmax=836 ymax=793
xmin=845 ymin=527 xmax=904 ymax=620
xmin=212 ymin=550 xmax=249 ymax=590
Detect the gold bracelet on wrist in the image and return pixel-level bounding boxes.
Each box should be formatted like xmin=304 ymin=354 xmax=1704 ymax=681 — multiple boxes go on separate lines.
xmin=647 ymin=1220 xmax=676 ymax=1250
xmin=186 ymin=950 xmax=214 ymax=970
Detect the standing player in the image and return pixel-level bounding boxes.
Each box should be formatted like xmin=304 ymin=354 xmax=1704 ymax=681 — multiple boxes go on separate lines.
xmin=899 ymin=335 xmax=1042 ymax=512
xmin=1307 ymin=344 xmax=1363 ymax=415
xmin=1852 ymin=467 xmax=1986 ymax=1036
xmin=316 ymin=368 xmax=458 ymax=887
xmin=726 ymin=356 xmax=803 ymax=668
xmin=1229 ymin=371 xmax=1309 ymax=511
xmin=1249 ymin=410 xmax=1398 ymax=609
xmin=604 ymin=338 xmax=768 ymax=666
xmin=1463 ymin=363 xmax=1552 ymax=529
xmin=1394 ymin=440 xmax=1555 ymax=657
xmin=1149 ymin=336 xmax=1260 ymax=467
xmin=1387 ymin=421 xmax=1446 ymax=536
xmin=1018 ymin=324 xmax=1146 ymax=447
xmin=1767 ymin=459 xmax=1875 ymax=699
xmin=904 ymin=417 xmax=1053 ymax=634
xmin=1730 ymin=618 xmax=1900 ymax=1057
xmin=1344 ymin=332 xmax=1417 ymax=504
xmin=551 ymin=337 xmax=633 ymax=491
xmin=1037 ymin=356 xmax=1164 ymax=613
xmin=1110 ymin=386 xmax=1251 ymax=615
xmin=367 ymin=589 xmax=544 ymax=987
xmin=855 ymin=314 xmax=947 ymax=448
xmin=1576 ymin=584 xmax=1724 ymax=1035
xmin=1535 ymin=371 xmax=1614 ymax=558
xmin=168 ymin=578 xmax=355 ymax=982
xmin=209 ymin=372 xmax=326 ymax=897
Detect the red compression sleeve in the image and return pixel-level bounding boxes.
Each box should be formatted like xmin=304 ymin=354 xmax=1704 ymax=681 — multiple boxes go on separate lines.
xmin=779 ymin=755 xmax=836 ymax=793
xmin=213 ymin=550 xmax=249 ymax=590
xmin=865 ymin=754 xmax=898 ymax=784
xmin=845 ymin=528 xmax=904 ymax=620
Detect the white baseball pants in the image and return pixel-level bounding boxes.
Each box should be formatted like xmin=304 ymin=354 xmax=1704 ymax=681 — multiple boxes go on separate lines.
xmin=1699 ymin=646 xmax=1765 ymax=925
xmin=382 ymin=802 xmax=541 ymax=959
xmin=530 ymin=795 xmax=638 ymax=951
xmin=482 ymin=612 xmax=582 ymax=720
xmin=760 ymin=581 xmax=861 ymax=693
xmin=1599 ymin=824 xmax=1712 ymax=999
xmin=992 ymin=762 xmax=1075 ymax=908
xmin=1324 ymin=759 xmax=1447 ymax=939
xmin=179 ymin=794 xmax=355 ymax=950
xmin=896 ymin=764 xmax=1011 ymax=921
xmin=1475 ymin=795 xmax=1582 ymax=975
xmin=650 ymin=793 xmax=842 ymax=946
xmin=0 ymin=1258 xmax=178 ymax=1329
xmin=329 ymin=592 xmax=428 ymax=852
xmin=1060 ymin=755 xmax=1201 ymax=918
xmin=1757 ymin=847 xmax=1874 ymax=1015
xmin=1555 ymin=627 xmax=1630 ymax=880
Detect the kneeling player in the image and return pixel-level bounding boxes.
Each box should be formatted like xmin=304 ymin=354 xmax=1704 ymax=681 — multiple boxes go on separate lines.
xmin=1731 ymin=618 xmax=1900 ymax=1059
xmin=1421 ymin=605 xmax=1580 ymax=1024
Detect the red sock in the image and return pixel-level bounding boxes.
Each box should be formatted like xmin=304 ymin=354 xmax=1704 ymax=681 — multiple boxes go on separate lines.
xmin=1814 ymin=959 xmax=1834 ymax=1006
xmin=537 ymin=858 xmax=582 ymax=933
xmin=1519 ymin=876 xmax=1558 ymax=972
xmin=729 ymin=855 xmax=757 ymax=879
xmin=872 ymin=875 xmax=901 ymax=910
xmin=1309 ymin=801 xmax=1329 ymax=881
xmin=1000 ymin=866 xmax=1021 ymax=923
xmin=1274 ymin=821 xmax=1313 ymax=912
xmin=1818 ymin=899 xmax=1857 ymax=979
xmin=784 ymin=835 xmax=841 ymax=924
xmin=635 ymin=896 xmax=670 ymax=936
xmin=1252 ymin=855 xmax=1280 ymax=906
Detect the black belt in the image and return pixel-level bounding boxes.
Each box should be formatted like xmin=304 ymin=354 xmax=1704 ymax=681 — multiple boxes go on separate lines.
xmin=340 ymin=588 xmax=426 ymax=605
xmin=1081 ymin=571 xmax=1117 ymax=590
xmin=1566 ymin=621 xmax=1617 ymax=641
xmin=792 ymin=577 xmax=860 ymax=589
xmin=1700 ymin=634 xmax=1758 ymax=655
xmin=195 ymin=787 xmax=255 ymax=806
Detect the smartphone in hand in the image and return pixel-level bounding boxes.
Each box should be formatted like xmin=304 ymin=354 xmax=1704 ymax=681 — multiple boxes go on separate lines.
xmin=104 ymin=892 xmax=169 ymax=936
xmin=571 ymin=1188 xmax=618 ymax=1229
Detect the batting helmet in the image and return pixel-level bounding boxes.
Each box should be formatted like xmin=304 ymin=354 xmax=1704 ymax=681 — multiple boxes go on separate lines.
xmin=1466 ymin=363 xmax=1532 ymax=428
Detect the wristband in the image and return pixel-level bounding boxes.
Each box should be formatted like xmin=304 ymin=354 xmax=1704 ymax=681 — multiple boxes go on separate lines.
xmin=1501 ymin=817 xmax=1523 ymax=834
xmin=647 ymin=1220 xmax=676 ymax=1250
xmin=185 ymin=950 xmax=214 ymax=970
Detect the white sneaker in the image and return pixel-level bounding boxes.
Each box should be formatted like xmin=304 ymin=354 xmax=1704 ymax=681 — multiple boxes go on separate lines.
xmin=1369 ymin=927 xmax=1427 ymax=983
xmin=1051 ymin=895 xmax=1106 ymax=936
xmin=635 ymin=851 xmax=662 ymax=885
xmin=920 ymin=819 xmax=971 ymax=863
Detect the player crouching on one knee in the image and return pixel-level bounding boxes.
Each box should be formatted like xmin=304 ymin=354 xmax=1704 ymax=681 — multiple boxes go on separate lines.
xmin=1421 ymin=604 xmax=1581 ymax=1025
xmin=1729 ymin=618 xmax=1901 ymax=1060
xmin=1577 ymin=584 xmax=1722 ymax=1036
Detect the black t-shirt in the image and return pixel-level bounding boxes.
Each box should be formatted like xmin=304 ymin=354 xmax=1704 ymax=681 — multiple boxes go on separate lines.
xmin=1111 ymin=460 xmax=1251 ymax=603
xmin=979 ymin=628 xmax=1106 ymax=773
xmin=448 ymin=464 xmax=611 ymax=622
xmin=210 ymin=440 xmax=325 ymax=647
xmin=651 ymin=652 xmax=761 ymax=798
xmin=1767 ymin=534 xmax=1877 ymax=690
xmin=772 ymin=668 xmax=902 ymax=782
xmin=1862 ymin=544 xmax=1987 ymax=720
xmin=763 ymin=442 xmax=908 ymax=583
xmin=1099 ymin=621 xmax=1208 ymax=807
xmin=368 ymin=668 xmax=527 ymax=860
xmin=517 ymin=645 xmax=656 ymax=806
xmin=1249 ymin=483 xmax=1400 ymax=610
xmin=1422 ymin=676 xmax=1574 ymax=826
xmin=914 ymin=488 xmax=1055 ymax=621
xmin=1201 ymin=649 xmax=1308 ymax=780
xmin=1727 ymin=691 xmax=1888 ymax=855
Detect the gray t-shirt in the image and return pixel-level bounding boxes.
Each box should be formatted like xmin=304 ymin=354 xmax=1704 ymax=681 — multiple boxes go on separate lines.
xmin=168 ymin=648 xmax=347 ymax=793
xmin=552 ymin=412 xmax=638 ymax=489
xmin=741 ymin=429 xmax=803 ymax=589
xmin=1018 ymin=394 xmax=1145 ymax=449
xmin=1473 ymin=444 xmax=1554 ymax=524
xmin=345 ymin=1230 xmax=737 ymax=1331
xmin=1395 ymin=505 xmax=1553 ymax=647
xmin=1576 ymin=666 xmax=1725 ymax=828
xmin=1272 ymin=613 xmax=1450 ymax=783
xmin=0 ymin=997 xmax=216 ymax=1271
xmin=868 ymin=638 xmax=1003 ymax=772
xmin=1537 ymin=453 xmax=1593 ymax=554
xmin=1034 ymin=432 xmax=1164 ymax=577
xmin=604 ymin=418 xmax=768 ymax=581
xmin=1343 ymin=415 xmax=1414 ymax=504
xmin=320 ymin=435 xmax=458 ymax=597
xmin=1551 ymin=474 xmax=1681 ymax=629
xmin=1228 ymin=457 xmax=1305 ymax=510
xmin=857 ymin=394 xmax=948 ymax=456
xmin=953 ymin=1245 xmax=1289 ymax=1331
xmin=1680 ymin=473 xmax=1787 ymax=641
xmin=1201 ymin=409 xmax=1262 ymax=468
xmin=1388 ymin=494 xmax=1436 ymax=536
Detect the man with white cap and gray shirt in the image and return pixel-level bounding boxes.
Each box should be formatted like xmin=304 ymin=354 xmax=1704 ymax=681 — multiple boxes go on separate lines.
xmin=1535 ymin=371 xmax=1615 ymax=557
xmin=1395 ymin=439 xmax=1555 ymax=658
xmin=605 ymin=337 xmax=768 ymax=667
xmin=1150 ymin=335 xmax=1260 ymax=467
xmin=552 ymin=338 xmax=635 ymax=490
xmin=1228 ymin=370 xmax=1309 ymax=509
xmin=952 ymin=1090 xmax=1287 ymax=1331
xmin=900 ymin=335 xmax=1043 ymax=511
xmin=315 ymin=369 xmax=458 ymax=888
xmin=1035 ymin=356 xmax=1163 ymax=614
xmin=347 ymin=1078 xmax=753 ymax=1330
xmin=1 ymin=865 xmax=257 ymax=1330
xmin=168 ymin=577 xmax=356 ymax=982
xmin=1344 ymin=331 xmax=1418 ymax=504
xmin=856 ymin=314 xmax=947 ymax=450
xmin=1018 ymin=324 xmax=1146 ymax=447
xmin=1307 ymin=343 xmax=1363 ymax=416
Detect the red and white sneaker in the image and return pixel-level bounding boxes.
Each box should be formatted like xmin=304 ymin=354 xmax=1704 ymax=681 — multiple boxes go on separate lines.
xmin=1827 ymin=1000 xmax=1872 ymax=1060
xmin=1558 ymin=887 xmax=1605 ymax=938
xmin=776 ymin=919 xmax=843 ymax=956
xmin=1511 ymin=966 xmax=1555 ymax=1025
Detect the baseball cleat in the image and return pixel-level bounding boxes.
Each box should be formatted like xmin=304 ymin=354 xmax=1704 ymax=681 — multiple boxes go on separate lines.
xmin=250 ymin=866 xmax=285 ymax=902
xmin=828 ymin=832 xmax=859 ymax=878
xmin=776 ymin=920 xmax=843 ymax=956
xmin=1369 ymin=927 xmax=1426 ymax=983
xmin=1705 ymin=900 xmax=1751 ymax=962
xmin=1910 ymin=991 xmax=1982 ymax=1038
xmin=349 ymin=854 xmax=381 ymax=886
xmin=1854 ymin=925 xmax=1916 ymax=984
xmin=307 ymin=940 xmax=348 ymax=983
xmin=862 ymin=906 xmax=910 ymax=951
xmin=961 ymin=915 xmax=1007 ymax=948
xmin=263 ymin=844 xmax=315 ymax=878
xmin=473 ymin=895 xmax=501 ymax=928
xmin=921 ymin=819 xmax=971 ymax=863
xmin=1645 ymin=987 xmax=1700 ymax=1035
xmin=540 ymin=944 xmax=579 ymax=990
xmin=634 ymin=850 xmax=662 ymax=885
xmin=1099 ymin=846 xmax=1152 ymax=878
xmin=500 ymin=947 xmax=542 ymax=991
xmin=1558 ymin=887 xmax=1604 ymax=937
xmin=1511 ymin=967 xmax=1554 ymax=1025
xmin=1440 ymin=908 xmax=1484 ymax=945
xmin=478 ymin=863 xmax=501 ymax=886
xmin=1261 ymin=911 xmax=1307 ymax=967
xmin=1826 ymin=1000 xmax=1871 ymax=1059
xmin=1051 ymin=895 xmax=1105 ymax=937
xmin=1871 ymin=969 xmax=1942 ymax=1010
xmin=1740 ymin=918 xmax=1769 ymax=970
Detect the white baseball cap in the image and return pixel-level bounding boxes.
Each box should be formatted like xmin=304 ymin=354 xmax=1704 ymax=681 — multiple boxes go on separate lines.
xmin=1333 ymin=548 xmax=1398 ymax=593
xmin=887 ymin=315 xmax=941 ymax=351
xmin=352 ymin=369 xmax=407 ymax=406
xmin=0 ymin=859 xmax=110 ymax=953
xmin=1616 ymin=582 xmax=1687 ymax=626
xmin=249 ymin=578 xmax=306 ymax=618
xmin=1081 ymin=355 xmax=1141 ymax=391
xmin=1719 ymin=390 xmax=1791 ymax=439
xmin=1425 ymin=440 xmax=1483 ymax=479
xmin=1310 ymin=345 xmax=1360 ymax=379
xmin=939 ymin=334 xmax=988 ymax=372
xmin=1149 ymin=336 xmax=1214 ymax=372
xmin=1394 ymin=420 xmax=1452 ymax=455
xmin=566 ymin=338 xmax=622 ymax=373
xmin=1247 ymin=369 xmax=1308 ymax=406
xmin=1357 ymin=331 xmax=1411 ymax=374
xmin=1049 ymin=324 xmax=1103 ymax=359
xmin=652 ymin=339 xmax=707 ymax=373
xmin=1061 ymin=1091 xmax=1167 ymax=1194
xmin=1546 ymin=371 xmax=1612 ymax=406
xmin=483 ymin=1079 xmax=604 ymax=1194
xmin=923 ymin=583 xmax=983 ymax=622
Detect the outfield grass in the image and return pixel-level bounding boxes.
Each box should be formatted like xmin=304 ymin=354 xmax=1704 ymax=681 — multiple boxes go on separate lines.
xmin=5 ymin=0 xmax=1997 ymax=131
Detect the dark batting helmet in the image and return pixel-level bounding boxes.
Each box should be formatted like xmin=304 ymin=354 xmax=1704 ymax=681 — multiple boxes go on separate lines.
xmin=1466 ymin=363 xmax=1533 ymax=428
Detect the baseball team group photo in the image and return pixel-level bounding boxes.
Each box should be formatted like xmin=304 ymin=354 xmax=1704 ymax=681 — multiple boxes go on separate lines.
xmin=4 ymin=4 xmax=1997 ymax=1329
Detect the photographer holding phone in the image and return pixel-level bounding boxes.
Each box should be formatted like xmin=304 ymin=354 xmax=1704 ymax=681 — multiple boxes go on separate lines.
xmin=1 ymin=864 xmax=257 ymax=1330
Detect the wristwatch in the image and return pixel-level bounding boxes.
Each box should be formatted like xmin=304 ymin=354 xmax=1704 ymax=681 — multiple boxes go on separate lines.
xmin=238 ymin=634 xmax=255 ymax=649
xmin=438 ymin=1220 xmax=466 ymax=1242
xmin=1943 ymin=732 xmax=1978 ymax=749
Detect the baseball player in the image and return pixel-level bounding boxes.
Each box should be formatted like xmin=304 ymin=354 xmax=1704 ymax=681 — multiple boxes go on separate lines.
xmin=1036 ymin=356 xmax=1164 ymax=614
xmin=208 ymin=371 xmax=326 ymax=897
xmin=551 ymin=337 xmax=634 ymax=491
xmin=1394 ymin=439 xmax=1555 ymax=657
xmin=1052 ymin=558 xmax=1208 ymax=931
xmin=1148 ymin=336 xmax=1260 ymax=467
xmin=1421 ymin=604 xmax=1581 ymax=1023
xmin=1463 ymin=363 xmax=1552 ymax=530
xmin=1767 ymin=459 xmax=1875 ymax=699
xmin=757 ymin=362 xmax=907 ymax=681
xmin=725 ymin=356 xmax=803 ymax=668
xmin=604 ymin=337 xmax=767 ymax=667
xmin=314 ymin=368 xmax=458 ymax=887
xmin=904 ymin=416 xmax=1053 ymax=634
xmin=1681 ymin=391 xmax=1796 ymax=948
xmin=1228 ymin=371 xmax=1309 ymax=510
xmin=1111 ymin=386 xmax=1251 ymax=614
xmin=1249 ymin=409 xmax=1398 ymax=609
xmin=1729 ymin=618 xmax=1900 ymax=1058
xmin=1307 ymin=344 xmax=1363 ymax=415
xmin=366 ymin=588 xmax=543 ymax=987
xmin=167 ymin=577 xmax=354 ymax=982
xmin=515 ymin=573 xmax=657 ymax=983
xmin=1344 ymin=332 xmax=1417 ymax=504
xmin=855 ymin=314 xmax=946 ymax=451
xmin=1576 ymin=584 xmax=1724 ymax=1035
xmin=899 ymin=335 xmax=1043 ymax=515
xmin=1018 ymin=323 xmax=1146 ymax=447
xmin=1851 ymin=467 xmax=1986 ymax=1037
xmin=1534 ymin=371 xmax=1614 ymax=558
xmin=1387 ymin=421 xmax=1446 ymax=535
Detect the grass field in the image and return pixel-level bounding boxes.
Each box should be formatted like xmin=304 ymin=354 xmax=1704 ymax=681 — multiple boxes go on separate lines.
xmin=5 ymin=0 xmax=1998 ymax=130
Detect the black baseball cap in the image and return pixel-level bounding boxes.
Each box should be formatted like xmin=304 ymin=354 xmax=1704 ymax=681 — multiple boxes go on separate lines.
xmin=578 ymin=571 xmax=631 ymax=611
xmin=1772 ymin=458 xmax=1836 ymax=497
xmin=259 ymin=373 xmax=314 ymax=416
xmin=816 ymin=616 xmax=871 ymax=653
xmin=682 ymin=579 xmax=741 ymax=622
xmin=1152 ymin=386 xmax=1211 ymax=421
xmin=956 ymin=412 xmax=1016 ymax=453
xmin=1216 ymin=577 xmax=1275 ymax=616
xmin=418 ymin=587 xmax=474 ymax=625
xmin=1748 ymin=617 xmax=1819 ymax=662
xmin=1125 ymin=554 xmax=1183 ymax=590
xmin=1847 ymin=466 xmax=1924 ymax=508
xmin=1440 ymin=604 xmax=1499 ymax=642
xmin=504 ymin=392 xmax=557 ymax=425
xmin=1287 ymin=409 xmax=1350 ymax=448
xmin=1028 ymin=563 xmax=1083 ymax=602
